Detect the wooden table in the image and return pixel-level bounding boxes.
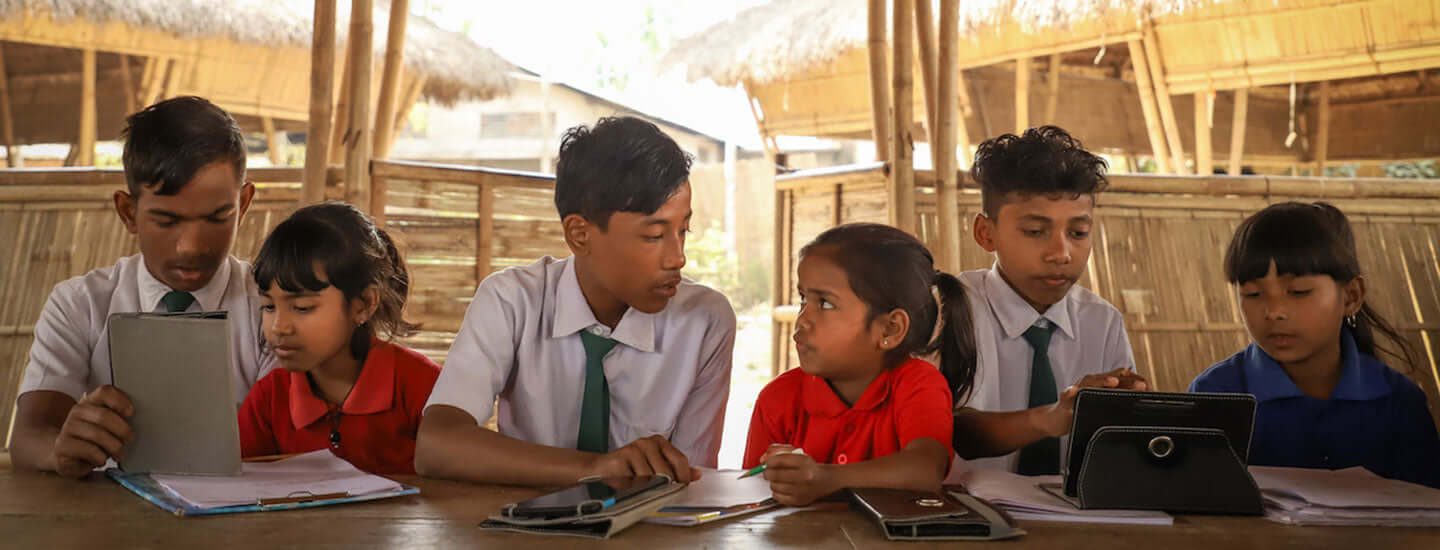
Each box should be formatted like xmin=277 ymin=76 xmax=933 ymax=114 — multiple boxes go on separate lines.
xmin=2 ymin=470 xmax=1433 ymax=548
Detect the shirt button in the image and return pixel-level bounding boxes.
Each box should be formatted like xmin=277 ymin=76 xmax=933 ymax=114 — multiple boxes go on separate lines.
xmin=837 ymin=454 xmax=849 ymax=465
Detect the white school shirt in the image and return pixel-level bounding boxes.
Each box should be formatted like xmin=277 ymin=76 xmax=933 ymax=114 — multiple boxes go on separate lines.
xmin=18 ymin=254 xmax=276 ymax=406
xmin=956 ymin=265 xmax=1135 ymax=474
xmin=426 ymin=255 xmax=736 ymax=468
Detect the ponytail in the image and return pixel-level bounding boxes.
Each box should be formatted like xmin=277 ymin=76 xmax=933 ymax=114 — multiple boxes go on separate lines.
xmin=929 ymin=271 xmax=978 ymax=406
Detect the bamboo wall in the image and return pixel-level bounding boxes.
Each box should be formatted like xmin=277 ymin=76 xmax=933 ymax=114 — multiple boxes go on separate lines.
xmin=0 ymin=161 xmax=568 ymax=449
xmin=771 ymin=165 xmax=1440 ymax=427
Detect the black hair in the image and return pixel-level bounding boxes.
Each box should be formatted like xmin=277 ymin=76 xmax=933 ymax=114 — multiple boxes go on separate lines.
xmin=972 ymin=125 xmax=1109 ymax=218
xmin=121 ymin=96 xmax=247 ymax=197
xmin=253 ymin=201 xmax=419 ymax=360
xmin=800 ymin=223 xmax=978 ymax=405
xmin=1225 ymin=201 xmax=1415 ymax=368
xmin=553 ymin=116 xmax=692 ymax=230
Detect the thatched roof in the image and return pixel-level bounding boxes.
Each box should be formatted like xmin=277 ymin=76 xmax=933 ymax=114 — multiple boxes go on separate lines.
xmin=665 ymin=0 xmax=1219 ymax=87
xmin=0 ymin=0 xmax=514 ymax=104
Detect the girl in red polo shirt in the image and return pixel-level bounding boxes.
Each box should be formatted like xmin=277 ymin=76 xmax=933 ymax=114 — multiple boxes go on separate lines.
xmin=239 ymin=202 xmax=440 ymax=475
xmin=744 ymin=223 xmax=976 ymax=506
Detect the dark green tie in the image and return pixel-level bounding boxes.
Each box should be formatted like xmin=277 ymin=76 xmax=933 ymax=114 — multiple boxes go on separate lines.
xmin=161 ymin=290 xmax=196 ymax=313
xmin=577 ymin=330 xmax=619 ymax=454
xmin=1017 ymin=323 xmax=1061 ymax=476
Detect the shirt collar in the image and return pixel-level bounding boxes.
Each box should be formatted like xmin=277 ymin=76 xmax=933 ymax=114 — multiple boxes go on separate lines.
xmin=1241 ymin=328 xmax=1392 ymax=402
xmin=550 ymin=257 xmax=657 ymax=353
xmin=136 ymin=255 xmax=232 ymax=313
xmin=289 ymin=337 xmax=397 ymax=429
xmin=982 ymin=264 xmax=1075 ymax=341
xmin=801 ymin=365 xmax=899 ymax=417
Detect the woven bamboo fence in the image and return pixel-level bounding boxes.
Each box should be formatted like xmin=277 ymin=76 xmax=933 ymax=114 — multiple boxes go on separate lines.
xmin=0 ymin=161 xmax=567 ymax=449
xmin=771 ymin=164 xmax=1440 ymax=427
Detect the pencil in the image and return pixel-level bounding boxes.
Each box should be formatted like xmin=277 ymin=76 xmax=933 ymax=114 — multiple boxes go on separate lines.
xmin=737 ymin=448 xmax=806 ymax=479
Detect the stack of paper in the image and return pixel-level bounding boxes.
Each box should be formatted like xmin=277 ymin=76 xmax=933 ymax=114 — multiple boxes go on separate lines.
xmin=955 ymin=469 xmax=1173 ymax=525
xmin=1249 ymin=466 xmax=1440 ymax=527
xmin=645 ymin=467 xmax=779 ymax=526
xmin=109 ymin=450 xmax=417 ymax=516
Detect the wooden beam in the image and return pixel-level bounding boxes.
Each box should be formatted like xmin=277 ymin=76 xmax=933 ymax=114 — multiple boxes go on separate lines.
xmin=891 ymin=0 xmax=917 ymax=233
xmin=1142 ymin=24 xmax=1188 ymax=174
xmin=1228 ymin=88 xmax=1248 ymax=175
xmin=935 ymin=0 xmax=961 ymax=274
xmin=1127 ymin=39 xmax=1170 ymax=174
xmin=475 ymin=182 xmax=495 ymax=288
xmin=343 ymin=0 xmax=375 ymax=213
xmin=162 ymin=57 xmax=184 ymax=100
xmin=390 ymin=73 xmax=425 ymax=152
xmin=303 ymin=0 xmax=338 ymax=206
xmin=1045 ymin=53 xmax=1061 ymax=124
xmin=138 ymin=57 xmax=165 ymax=108
xmin=1015 ymin=56 xmax=1031 ymax=132
xmin=955 ymin=69 xmax=972 ymax=170
xmin=1194 ymin=92 xmax=1212 ymax=175
xmin=78 ymin=48 xmax=96 ymax=167
xmin=262 ymin=116 xmax=285 ymax=166
xmin=371 ymin=0 xmax=409 ymax=160
xmin=136 ymin=57 xmax=154 ymax=107
xmin=914 ymin=0 xmax=937 ymax=140
xmin=0 ymin=42 xmax=19 ymax=167
xmin=867 ymin=0 xmax=892 ymax=162
xmin=118 ymin=55 xmax=136 ymax=115
xmin=1317 ymin=81 xmax=1331 ymax=174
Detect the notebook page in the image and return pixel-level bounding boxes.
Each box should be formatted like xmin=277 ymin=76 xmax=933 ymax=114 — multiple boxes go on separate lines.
xmin=151 ymin=450 xmax=403 ymax=508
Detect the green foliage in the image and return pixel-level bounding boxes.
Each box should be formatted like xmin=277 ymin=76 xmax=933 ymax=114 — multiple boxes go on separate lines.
xmin=1324 ymin=164 xmax=1358 ymax=178
xmin=1382 ymin=160 xmax=1440 ymax=179
xmin=685 ymin=221 xmax=768 ymax=310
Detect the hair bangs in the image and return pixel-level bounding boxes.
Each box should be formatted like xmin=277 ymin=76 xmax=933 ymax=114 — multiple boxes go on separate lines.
xmin=1225 ymin=202 xmax=1358 ymax=284
xmin=252 ymin=217 xmax=338 ymax=294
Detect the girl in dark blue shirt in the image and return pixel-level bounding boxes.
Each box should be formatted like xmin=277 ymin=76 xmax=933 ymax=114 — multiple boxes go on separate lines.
xmin=1189 ymin=201 xmax=1440 ymax=489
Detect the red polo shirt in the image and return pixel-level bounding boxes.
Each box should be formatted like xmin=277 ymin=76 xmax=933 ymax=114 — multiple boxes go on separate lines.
xmin=238 ymin=338 xmax=441 ymax=475
xmin=743 ymin=358 xmax=954 ymax=469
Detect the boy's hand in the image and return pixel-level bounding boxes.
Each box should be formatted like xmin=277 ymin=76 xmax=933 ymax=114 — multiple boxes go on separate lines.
xmin=50 ymin=385 xmax=134 ymax=478
xmin=1032 ymin=368 xmax=1150 ymax=438
xmin=764 ymin=451 xmax=834 ymax=506
xmin=587 ymin=434 xmax=700 ymax=483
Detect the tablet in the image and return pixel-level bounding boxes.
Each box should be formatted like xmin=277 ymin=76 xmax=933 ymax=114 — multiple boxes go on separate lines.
xmin=503 ymin=475 xmax=672 ymax=520
xmin=107 ymin=312 xmax=241 ymax=476
xmin=1062 ymin=388 xmax=1256 ymax=496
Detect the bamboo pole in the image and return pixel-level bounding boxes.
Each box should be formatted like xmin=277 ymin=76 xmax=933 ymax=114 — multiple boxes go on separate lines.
xmin=1194 ymin=92 xmax=1212 ymax=175
xmin=1142 ymin=24 xmax=1188 ymax=175
xmin=343 ymin=0 xmax=374 ymax=213
xmin=1127 ymin=40 xmax=1170 ymax=174
xmin=371 ymin=0 xmax=409 ymax=160
xmin=329 ymin=25 xmax=357 ymax=166
xmin=78 ymin=48 xmax=96 ymax=167
xmin=1228 ymin=88 xmax=1248 ymax=175
xmin=136 ymin=57 xmax=154 ymax=107
xmin=867 ymin=0 xmax=892 ymax=162
xmin=139 ymin=58 xmax=166 ymax=108
xmin=914 ymin=0 xmax=937 ymax=140
xmin=162 ymin=57 xmax=184 ymax=100
xmin=118 ymin=55 xmax=136 ymax=115
xmin=1015 ymin=56 xmax=1031 ymax=132
xmin=0 ymin=42 xmax=18 ymax=167
xmin=1317 ymin=81 xmax=1331 ymax=175
xmin=891 ymin=0 xmax=917 ymax=233
xmin=394 ymin=73 xmax=425 ymax=131
xmin=303 ymin=0 xmax=338 ymax=206
xmin=475 ymin=182 xmax=495 ymax=288
xmin=935 ymin=0 xmax=961 ymax=274
xmin=262 ymin=117 xmax=286 ymax=166
xmin=1045 ymin=53 xmax=1061 ymax=124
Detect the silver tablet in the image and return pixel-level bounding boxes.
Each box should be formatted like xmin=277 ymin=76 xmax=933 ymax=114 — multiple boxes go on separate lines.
xmin=107 ymin=312 xmax=242 ymax=476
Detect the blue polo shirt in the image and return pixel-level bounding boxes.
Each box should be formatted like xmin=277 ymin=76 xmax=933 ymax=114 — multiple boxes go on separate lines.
xmin=1189 ymin=328 xmax=1440 ymax=489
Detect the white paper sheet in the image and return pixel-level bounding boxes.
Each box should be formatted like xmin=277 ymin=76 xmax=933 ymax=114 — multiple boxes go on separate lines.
xmin=1248 ymin=466 xmax=1440 ymax=526
xmin=664 ymin=467 xmax=775 ymax=508
xmin=957 ymin=469 xmax=1173 ymax=525
xmin=150 ymin=450 xmax=404 ymax=508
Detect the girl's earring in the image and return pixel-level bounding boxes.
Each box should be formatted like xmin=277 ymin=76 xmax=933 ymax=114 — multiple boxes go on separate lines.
xmin=1345 ymin=314 xmax=1357 ymax=328
xmin=882 ymin=339 xmax=889 ymax=347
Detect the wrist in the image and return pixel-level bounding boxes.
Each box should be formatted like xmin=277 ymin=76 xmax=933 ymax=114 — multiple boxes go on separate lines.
xmin=1027 ymin=405 xmax=1059 ymax=438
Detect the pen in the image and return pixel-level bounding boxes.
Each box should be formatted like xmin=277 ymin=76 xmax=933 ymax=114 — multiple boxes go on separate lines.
xmin=737 ymin=448 xmax=806 ymax=479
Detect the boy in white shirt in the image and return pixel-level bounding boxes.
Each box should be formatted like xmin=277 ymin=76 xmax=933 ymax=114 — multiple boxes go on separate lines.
xmin=417 ymin=116 xmax=736 ymax=486
xmin=11 ymin=97 xmax=274 ymax=477
xmin=953 ymin=126 xmax=1148 ymax=475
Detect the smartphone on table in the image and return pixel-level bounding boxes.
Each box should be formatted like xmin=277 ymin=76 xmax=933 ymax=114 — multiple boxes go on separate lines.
xmin=502 ymin=475 xmax=672 ymax=520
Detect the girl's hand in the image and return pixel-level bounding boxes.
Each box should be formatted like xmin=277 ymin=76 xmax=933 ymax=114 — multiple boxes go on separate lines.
xmin=759 ymin=443 xmax=796 ymax=464
xmin=763 ymin=451 xmax=835 ymax=506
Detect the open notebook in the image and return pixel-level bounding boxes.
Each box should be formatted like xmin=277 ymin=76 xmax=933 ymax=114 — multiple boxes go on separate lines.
xmin=956 ymin=469 xmax=1172 ymax=525
xmin=644 ymin=467 xmax=780 ymax=526
xmin=108 ymin=450 xmax=417 ymax=516
xmin=1250 ymin=466 xmax=1440 ymax=527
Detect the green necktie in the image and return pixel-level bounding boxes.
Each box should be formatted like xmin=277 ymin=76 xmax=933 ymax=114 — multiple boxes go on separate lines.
xmin=161 ymin=290 xmax=196 ymax=313
xmin=1017 ymin=323 xmax=1061 ymax=476
xmin=577 ymin=330 xmax=619 ymax=454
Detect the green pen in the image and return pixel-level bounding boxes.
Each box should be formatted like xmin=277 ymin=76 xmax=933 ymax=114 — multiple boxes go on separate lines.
xmin=737 ymin=448 xmax=806 ymax=479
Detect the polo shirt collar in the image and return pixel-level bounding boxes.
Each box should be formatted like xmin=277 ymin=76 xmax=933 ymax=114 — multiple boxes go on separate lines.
xmin=289 ymin=337 xmax=396 ymax=430
xmin=982 ymin=263 xmax=1075 ymax=341
xmin=801 ymin=367 xmax=897 ymax=417
xmin=550 ymin=256 xmax=657 ymax=353
xmin=1241 ymin=328 xmax=1392 ymax=402
xmin=136 ymin=255 xmax=232 ymax=313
